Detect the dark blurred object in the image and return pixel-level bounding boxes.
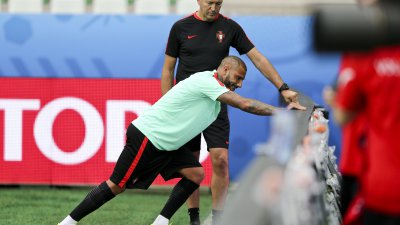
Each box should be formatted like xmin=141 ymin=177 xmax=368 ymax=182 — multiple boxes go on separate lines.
xmin=313 ymin=1 xmax=400 ymax=51
xmin=314 ymin=105 xmax=329 ymax=120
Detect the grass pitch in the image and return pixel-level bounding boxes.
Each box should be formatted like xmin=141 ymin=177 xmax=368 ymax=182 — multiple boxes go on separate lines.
xmin=0 ymin=185 xmax=212 ymax=225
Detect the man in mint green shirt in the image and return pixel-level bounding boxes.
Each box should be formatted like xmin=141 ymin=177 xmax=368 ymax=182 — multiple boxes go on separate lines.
xmin=58 ymin=56 xmax=305 ymax=225
xmin=133 ymin=69 xmax=229 ymax=151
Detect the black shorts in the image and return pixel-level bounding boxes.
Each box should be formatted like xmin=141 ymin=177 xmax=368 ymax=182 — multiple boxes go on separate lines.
xmin=110 ymin=124 xmax=202 ymax=190
xmin=180 ymin=103 xmax=230 ymax=152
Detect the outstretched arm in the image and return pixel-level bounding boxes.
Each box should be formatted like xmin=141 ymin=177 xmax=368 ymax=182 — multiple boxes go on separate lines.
xmin=246 ymin=47 xmax=283 ymax=88
xmin=217 ymin=91 xmax=277 ymax=116
xmin=161 ymin=55 xmax=177 ymax=95
xmin=246 ymin=48 xmax=304 ymax=108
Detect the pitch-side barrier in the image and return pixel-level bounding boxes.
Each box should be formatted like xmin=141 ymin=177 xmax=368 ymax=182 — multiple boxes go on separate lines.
xmin=218 ymin=93 xmax=341 ymax=225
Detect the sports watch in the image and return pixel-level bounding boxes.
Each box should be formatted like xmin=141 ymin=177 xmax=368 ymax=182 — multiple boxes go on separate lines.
xmin=278 ymin=83 xmax=290 ymax=93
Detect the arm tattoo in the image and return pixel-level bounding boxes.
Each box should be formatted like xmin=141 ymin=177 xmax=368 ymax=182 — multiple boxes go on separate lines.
xmin=247 ymin=99 xmax=276 ymax=116
xmin=218 ymin=91 xmax=277 ymax=116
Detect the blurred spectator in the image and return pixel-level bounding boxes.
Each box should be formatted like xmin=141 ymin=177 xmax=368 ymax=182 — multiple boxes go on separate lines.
xmin=329 ymin=42 xmax=400 ymax=225
xmin=323 ymin=56 xmax=367 ymax=218
xmin=324 ymin=0 xmax=400 ymax=224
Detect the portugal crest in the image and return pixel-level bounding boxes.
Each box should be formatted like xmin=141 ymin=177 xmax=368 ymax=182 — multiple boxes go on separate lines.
xmin=216 ymin=31 xmax=225 ymax=43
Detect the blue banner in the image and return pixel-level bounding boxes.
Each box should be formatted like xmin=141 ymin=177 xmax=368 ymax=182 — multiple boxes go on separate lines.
xmin=0 ymin=14 xmax=342 ymax=180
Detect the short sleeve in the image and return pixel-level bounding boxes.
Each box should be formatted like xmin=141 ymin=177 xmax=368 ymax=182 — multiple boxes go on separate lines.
xmin=165 ymin=23 xmax=180 ymax=58
xmin=194 ymin=74 xmax=229 ymax=101
xmin=230 ymin=20 xmax=254 ymax=55
xmin=335 ymin=53 xmax=368 ymax=112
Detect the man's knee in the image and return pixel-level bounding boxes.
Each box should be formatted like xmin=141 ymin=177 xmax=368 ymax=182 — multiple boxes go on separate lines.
xmin=210 ymin=148 xmax=229 ymax=175
xmin=191 ymin=167 xmax=205 ymax=184
xmin=106 ymin=179 xmax=126 ymax=195
xmin=181 ymin=167 xmax=204 ymax=184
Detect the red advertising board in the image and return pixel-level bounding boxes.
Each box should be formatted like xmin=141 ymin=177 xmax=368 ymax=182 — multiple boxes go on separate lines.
xmin=0 ymin=78 xmax=211 ymax=186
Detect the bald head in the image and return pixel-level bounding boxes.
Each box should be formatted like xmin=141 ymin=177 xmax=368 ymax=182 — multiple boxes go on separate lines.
xmin=217 ymin=56 xmax=247 ymax=91
xmin=220 ymin=56 xmax=247 ymax=73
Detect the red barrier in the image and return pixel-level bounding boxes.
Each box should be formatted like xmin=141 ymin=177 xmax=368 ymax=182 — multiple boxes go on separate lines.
xmin=0 ymin=78 xmax=211 ymax=186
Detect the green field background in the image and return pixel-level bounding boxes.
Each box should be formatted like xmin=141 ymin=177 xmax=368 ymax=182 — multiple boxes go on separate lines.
xmin=0 ymin=186 xmax=212 ymax=225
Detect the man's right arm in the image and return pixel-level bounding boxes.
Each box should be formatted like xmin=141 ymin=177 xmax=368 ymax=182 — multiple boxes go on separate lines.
xmin=161 ymin=54 xmax=177 ymax=95
xmin=217 ymin=91 xmax=277 ymax=116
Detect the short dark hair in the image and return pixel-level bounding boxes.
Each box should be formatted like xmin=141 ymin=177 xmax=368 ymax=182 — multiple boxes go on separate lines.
xmin=221 ymin=56 xmax=247 ymax=72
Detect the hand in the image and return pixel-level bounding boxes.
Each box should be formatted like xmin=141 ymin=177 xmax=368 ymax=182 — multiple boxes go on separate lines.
xmin=281 ymin=89 xmax=306 ymax=110
xmin=287 ymin=102 xmax=307 ymax=110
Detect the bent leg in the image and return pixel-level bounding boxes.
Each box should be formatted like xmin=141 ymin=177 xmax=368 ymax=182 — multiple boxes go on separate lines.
xmin=179 ymin=166 xmax=204 ymax=185
xmin=187 ymin=151 xmax=201 ymax=205
xmin=181 ymin=137 xmax=202 ymax=224
xmin=67 ymin=180 xmax=124 ymax=222
xmin=158 ymin=167 xmax=204 ymax=221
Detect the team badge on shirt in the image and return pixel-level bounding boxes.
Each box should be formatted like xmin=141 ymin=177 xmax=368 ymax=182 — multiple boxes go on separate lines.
xmin=216 ymin=31 xmax=225 ymax=43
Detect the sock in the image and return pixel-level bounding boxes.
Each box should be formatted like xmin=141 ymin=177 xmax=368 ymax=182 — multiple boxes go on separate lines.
xmin=152 ymin=215 xmax=170 ymax=225
xmin=212 ymin=209 xmax=223 ymax=225
xmin=59 ymin=215 xmax=77 ymax=225
xmin=69 ymin=181 xmax=115 ymax=221
xmin=188 ymin=208 xmax=200 ymax=224
xmin=160 ymin=177 xmax=200 ymax=219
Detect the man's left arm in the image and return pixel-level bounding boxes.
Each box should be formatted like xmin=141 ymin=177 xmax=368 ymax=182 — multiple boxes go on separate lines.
xmin=246 ymin=47 xmax=303 ymax=107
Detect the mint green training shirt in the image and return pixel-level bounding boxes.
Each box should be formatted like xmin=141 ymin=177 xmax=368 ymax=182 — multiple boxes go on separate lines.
xmin=132 ymin=70 xmax=229 ymax=151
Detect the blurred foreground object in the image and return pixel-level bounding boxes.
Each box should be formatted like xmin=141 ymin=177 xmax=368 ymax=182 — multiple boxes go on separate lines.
xmin=219 ymin=95 xmax=341 ymax=225
xmin=313 ymin=1 xmax=400 ymax=51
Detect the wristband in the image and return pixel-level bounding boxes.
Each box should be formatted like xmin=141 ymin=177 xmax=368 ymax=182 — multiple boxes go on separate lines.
xmin=278 ymin=83 xmax=290 ymax=93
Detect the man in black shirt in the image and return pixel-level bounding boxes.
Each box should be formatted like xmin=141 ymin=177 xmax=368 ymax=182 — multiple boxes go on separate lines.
xmin=161 ymin=1 xmax=305 ymax=224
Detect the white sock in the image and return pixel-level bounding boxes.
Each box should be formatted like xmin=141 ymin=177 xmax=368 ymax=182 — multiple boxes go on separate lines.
xmin=152 ymin=215 xmax=169 ymax=225
xmin=59 ymin=215 xmax=78 ymax=225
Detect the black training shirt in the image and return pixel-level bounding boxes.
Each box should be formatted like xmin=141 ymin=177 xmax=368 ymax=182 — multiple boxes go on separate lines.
xmin=165 ymin=13 xmax=255 ymax=82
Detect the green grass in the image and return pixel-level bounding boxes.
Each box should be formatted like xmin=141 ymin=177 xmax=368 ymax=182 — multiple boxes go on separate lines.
xmin=0 ymin=186 xmax=212 ymax=225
